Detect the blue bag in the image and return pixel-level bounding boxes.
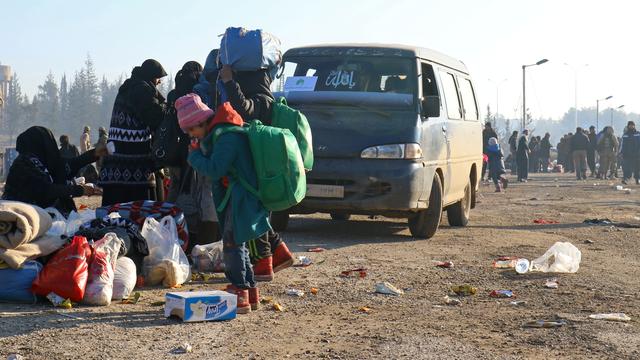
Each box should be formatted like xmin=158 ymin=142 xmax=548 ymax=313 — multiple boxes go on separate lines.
xmin=219 ymin=27 xmax=282 ymax=78
xmin=0 ymin=261 xmax=42 ymax=304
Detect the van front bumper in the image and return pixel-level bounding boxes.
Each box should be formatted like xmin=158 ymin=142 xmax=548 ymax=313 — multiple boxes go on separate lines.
xmin=294 ymin=158 xmax=427 ymax=215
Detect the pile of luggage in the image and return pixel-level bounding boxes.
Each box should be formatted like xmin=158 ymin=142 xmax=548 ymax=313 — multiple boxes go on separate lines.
xmin=0 ymin=200 xmax=192 ymax=306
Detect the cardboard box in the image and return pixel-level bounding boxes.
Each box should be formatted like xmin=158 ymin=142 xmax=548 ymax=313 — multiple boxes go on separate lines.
xmin=165 ymin=291 xmax=237 ymax=322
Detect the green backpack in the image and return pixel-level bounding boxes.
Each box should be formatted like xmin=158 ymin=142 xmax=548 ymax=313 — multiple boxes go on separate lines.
xmin=214 ymin=121 xmax=307 ymax=212
xmin=271 ymin=97 xmax=314 ymax=171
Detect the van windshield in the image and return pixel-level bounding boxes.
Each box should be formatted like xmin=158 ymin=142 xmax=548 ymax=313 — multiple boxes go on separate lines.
xmin=282 ymin=56 xmax=416 ymax=95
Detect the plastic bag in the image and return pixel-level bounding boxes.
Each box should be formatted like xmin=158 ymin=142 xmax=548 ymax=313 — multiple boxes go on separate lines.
xmin=113 ymin=257 xmax=137 ymax=300
xmin=84 ymin=233 xmax=122 ymax=305
xmin=65 ymin=209 xmax=97 ymax=236
xmin=44 ymin=207 xmax=67 ymax=238
xmin=219 ymin=27 xmax=282 ymax=78
xmin=0 ymin=261 xmax=42 ymax=304
xmin=530 ymin=242 xmax=581 ymax=273
xmin=31 ymin=236 xmax=93 ymax=302
xmin=191 ymin=242 xmax=225 ymax=272
xmin=141 ymin=216 xmax=190 ymax=287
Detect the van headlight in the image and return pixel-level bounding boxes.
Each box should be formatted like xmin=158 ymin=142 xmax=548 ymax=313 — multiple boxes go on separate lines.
xmin=361 ymin=143 xmax=423 ymax=159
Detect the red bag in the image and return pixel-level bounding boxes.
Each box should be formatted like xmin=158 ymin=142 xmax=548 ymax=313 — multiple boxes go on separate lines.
xmin=31 ymin=236 xmax=93 ymax=302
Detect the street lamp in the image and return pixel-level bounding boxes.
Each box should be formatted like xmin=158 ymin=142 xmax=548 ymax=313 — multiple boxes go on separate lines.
xmin=564 ymin=63 xmax=589 ymax=129
xmin=522 ymin=59 xmax=549 ymax=130
xmin=610 ymin=104 xmax=625 ymax=127
xmin=596 ymin=95 xmax=613 ymax=131
xmin=488 ymin=78 xmax=508 ymax=127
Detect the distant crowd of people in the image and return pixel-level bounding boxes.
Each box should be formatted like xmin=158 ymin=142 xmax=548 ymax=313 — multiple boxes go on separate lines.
xmin=482 ymin=120 xmax=640 ymax=187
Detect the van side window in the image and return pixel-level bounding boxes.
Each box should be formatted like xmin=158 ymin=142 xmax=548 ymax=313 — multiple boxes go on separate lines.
xmin=458 ymin=77 xmax=479 ymax=121
xmin=420 ymin=63 xmax=438 ymax=97
xmin=439 ymin=71 xmax=461 ymax=120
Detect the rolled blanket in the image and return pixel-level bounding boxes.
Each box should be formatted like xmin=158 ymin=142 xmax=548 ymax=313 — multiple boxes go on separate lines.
xmin=0 ymin=201 xmax=53 ymax=250
xmin=0 ymin=234 xmax=67 ymax=269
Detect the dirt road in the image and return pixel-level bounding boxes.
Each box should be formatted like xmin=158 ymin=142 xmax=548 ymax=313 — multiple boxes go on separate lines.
xmin=1 ymin=173 xmax=639 ymax=359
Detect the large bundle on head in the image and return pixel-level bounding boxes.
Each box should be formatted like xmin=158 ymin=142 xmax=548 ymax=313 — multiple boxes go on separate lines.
xmin=219 ymin=27 xmax=282 ymax=79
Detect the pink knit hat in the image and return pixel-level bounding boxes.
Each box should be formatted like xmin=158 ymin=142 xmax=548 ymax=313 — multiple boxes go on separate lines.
xmin=176 ymin=94 xmax=214 ymax=132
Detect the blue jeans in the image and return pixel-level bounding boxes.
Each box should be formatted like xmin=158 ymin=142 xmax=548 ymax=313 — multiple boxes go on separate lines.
xmin=222 ymin=204 xmax=255 ymax=289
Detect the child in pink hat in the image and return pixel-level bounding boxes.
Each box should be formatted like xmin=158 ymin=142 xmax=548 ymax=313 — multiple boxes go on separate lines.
xmin=175 ymin=93 xmax=270 ymax=314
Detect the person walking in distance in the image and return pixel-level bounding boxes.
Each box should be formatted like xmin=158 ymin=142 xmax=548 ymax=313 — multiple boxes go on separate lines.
xmin=539 ymin=133 xmax=552 ymax=173
xmin=508 ymin=131 xmax=518 ymax=175
xmin=587 ymin=126 xmax=598 ymax=177
xmin=620 ymin=121 xmax=640 ymax=185
xmin=486 ymin=137 xmax=508 ymax=192
xmin=516 ymin=129 xmax=530 ymax=182
xmin=570 ymin=127 xmax=590 ymax=180
xmin=482 ymin=122 xmax=498 ymax=182
xmin=80 ymin=126 xmax=92 ymax=154
xmin=597 ymin=126 xmax=619 ymax=179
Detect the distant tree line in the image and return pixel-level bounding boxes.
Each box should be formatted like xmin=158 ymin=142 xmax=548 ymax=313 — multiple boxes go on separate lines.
xmin=2 ymin=55 xmax=173 ymax=147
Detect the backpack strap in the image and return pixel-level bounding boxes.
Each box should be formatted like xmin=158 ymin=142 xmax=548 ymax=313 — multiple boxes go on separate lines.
xmin=215 ymin=167 xmax=261 ymax=213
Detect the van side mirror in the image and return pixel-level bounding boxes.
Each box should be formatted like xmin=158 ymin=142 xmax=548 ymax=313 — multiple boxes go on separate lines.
xmin=421 ymin=96 xmax=440 ymax=119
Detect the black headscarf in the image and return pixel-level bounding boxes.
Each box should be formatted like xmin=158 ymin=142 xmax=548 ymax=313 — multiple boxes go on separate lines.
xmin=168 ymin=61 xmax=203 ymax=105
xmin=131 ymin=59 xmax=167 ymax=82
xmin=16 ymin=126 xmax=66 ymax=184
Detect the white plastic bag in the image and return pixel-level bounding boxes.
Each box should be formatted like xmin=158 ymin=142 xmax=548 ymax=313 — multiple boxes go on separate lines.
xmin=141 ymin=216 xmax=191 ymax=287
xmin=65 ymin=209 xmax=97 ymax=236
xmin=44 ymin=207 xmax=67 ymax=237
xmin=191 ymin=242 xmax=225 ymax=272
xmin=530 ymin=242 xmax=581 ymax=273
xmin=84 ymin=233 xmax=122 ymax=305
xmin=112 ymin=257 xmax=137 ymax=300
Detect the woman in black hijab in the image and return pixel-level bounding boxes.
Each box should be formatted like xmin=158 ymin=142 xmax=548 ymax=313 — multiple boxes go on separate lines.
xmin=2 ymin=126 xmax=105 ymax=215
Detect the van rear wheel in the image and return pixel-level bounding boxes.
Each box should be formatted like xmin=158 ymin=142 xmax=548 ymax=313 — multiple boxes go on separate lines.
xmin=330 ymin=213 xmax=351 ymax=221
xmin=408 ymin=175 xmax=443 ymax=239
xmin=447 ymin=179 xmax=471 ymax=227
xmin=270 ymin=211 xmax=290 ymax=232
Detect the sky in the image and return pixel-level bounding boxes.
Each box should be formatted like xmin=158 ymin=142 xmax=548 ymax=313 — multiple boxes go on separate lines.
xmin=2 ymin=0 xmax=639 ymax=121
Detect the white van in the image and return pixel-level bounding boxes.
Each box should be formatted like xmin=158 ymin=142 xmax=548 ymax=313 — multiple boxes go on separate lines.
xmin=275 ymin=44 xmax=483 ymax=238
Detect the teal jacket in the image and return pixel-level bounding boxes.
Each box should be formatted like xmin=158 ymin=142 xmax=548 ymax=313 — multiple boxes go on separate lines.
xmin=188 ymin=123 xmax=271 ymax=245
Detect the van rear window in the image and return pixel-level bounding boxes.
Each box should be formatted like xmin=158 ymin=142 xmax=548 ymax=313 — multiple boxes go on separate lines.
xmin=281 ymin=56 xmax=416 ymax=95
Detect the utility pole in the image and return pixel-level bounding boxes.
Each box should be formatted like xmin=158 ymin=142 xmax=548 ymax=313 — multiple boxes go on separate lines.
xmin=521 ymin=59 xmax=549 ymax=130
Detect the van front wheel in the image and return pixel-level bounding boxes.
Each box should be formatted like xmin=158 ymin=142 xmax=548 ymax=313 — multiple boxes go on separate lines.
xmin=408 ymin=175 xmax=443 ymax=239
xmin=447 ymin=179 xmax=471 ymax=227
xmin=270 ymin=211 xmax=290 ymax=232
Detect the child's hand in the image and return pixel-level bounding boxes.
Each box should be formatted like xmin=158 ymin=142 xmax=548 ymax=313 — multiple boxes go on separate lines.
xmin=190 ymin=139 xmax=201 ymax=151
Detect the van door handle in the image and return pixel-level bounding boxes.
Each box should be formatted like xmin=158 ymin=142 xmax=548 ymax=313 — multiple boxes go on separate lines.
xmin=442 ymin=125 xmax=447 ymax=133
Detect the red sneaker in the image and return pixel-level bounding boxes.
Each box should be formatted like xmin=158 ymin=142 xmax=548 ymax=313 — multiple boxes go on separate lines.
xmin=273 ymin=242 xmax=294 ymax=273
xmin=226 ymin=285 xmax=251 ymax=314
xmin=253 ymin=256 xmax=274 ymax=282
xmin=248 ymin=287 xmax=260 ymax=311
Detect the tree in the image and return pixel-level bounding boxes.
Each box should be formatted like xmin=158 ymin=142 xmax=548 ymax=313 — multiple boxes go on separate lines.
xmin=36 ymin=72 xmax=60 ymax=129
xmin=484 ymin=104 xmax=492 ymax=124
xmin=59 ymin=74 xmax=68 ymax=126
xmin=5 ymin=73 xmax=24 ymax=143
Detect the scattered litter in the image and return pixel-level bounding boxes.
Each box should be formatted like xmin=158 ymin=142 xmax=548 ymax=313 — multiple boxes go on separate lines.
xmin=170 ymin=343 xmax=193 ymax=354
xmin=375 ymin=282 xmax=404 ymax=296
xmin=584 ymin=240 xmax=595 ymax=244
xmin=7 ymin=354 xmax=25 ymax=360
xmin=150 ymin=301 xmax=165 ymax=307
xmin=435 ymin=261 xmax=454 ymax=268
xmin=584 ymin=218 xmax=640 ymax=229
xmin=533 ymin=219 xmax=559 ymax=224
xmin=307 ymin=247 xmax=326 ymax=253
xmin=310 ymin=287 xmax=319 ymax=295
xmin=529 ymin=242 xmax=581 ymax=273
xmin=493 ymin=256 xmax=518 ymax=269
xmin=285 ymin=289 xmax=305 ymax=297
xmin=489 ymin=290 xmax=514 ymax=298
xmin=444 ymin=296 xmax=461 ymax=306
xmin=450 ymin=285 xmax=477 ymax=296
xmin=589 ymin=313 xmax=631 ymax=322
xmin=261 ymin=296 xmax=273 ymax=304
xmin=544 ymin=279 xmax=559 ymax=289
xmin=121 ymin=292 xmax=141 ymax=304
xmin=515 ymin=259 xmax=530 ymax=274
xmin=46 ymin=292 xmax=72 ymax=309
xmin=273 ymin=302 xmax=285 ymax=312
xmin=297 ymin=256 xmax=313 ymax=267
xmin=523 ymin=319 xmax=567 ymax=328
xmin=358 ymin=306 xmax=372 ymax=313
xmin=510 ymin=301 xmax=527 ymax=306
xmin=615 ymin=185 xmax=632 ymax=192
xmin=340 ymin=268 xmax=367 ymax=278
xmin=529 ymin=197 xmax=539 ymax=201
